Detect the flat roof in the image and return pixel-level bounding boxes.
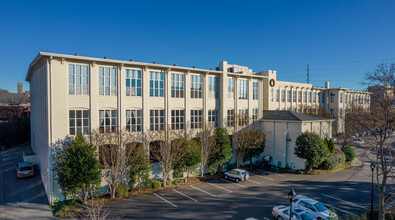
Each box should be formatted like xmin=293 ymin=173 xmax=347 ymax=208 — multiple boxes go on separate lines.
xmin=261 ymin=110 xmax=335 ymax=122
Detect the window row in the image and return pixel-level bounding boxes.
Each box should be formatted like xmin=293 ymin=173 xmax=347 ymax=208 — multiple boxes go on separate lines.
xmin=69 ymin=65 xmax=258 ymax=101
xmin=273 ymin=89 xmax=320 ymax=104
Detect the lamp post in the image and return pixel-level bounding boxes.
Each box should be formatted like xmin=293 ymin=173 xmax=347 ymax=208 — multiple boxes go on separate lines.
xmin=370 ymin=163 xmax=375 ymax=220
xmin=288 ymin=189 xmax=296 ymax=220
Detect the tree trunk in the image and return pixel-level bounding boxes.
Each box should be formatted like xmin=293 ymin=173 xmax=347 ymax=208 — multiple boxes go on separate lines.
xmin=378 ymin=187 xmax=385 ymax=220
xmin=200 ymin=163 xmax=204 ymax=177
xmin=82 ymin=185 xmax=88 ymax=204
xmin=163 ymin=173 xmax=168 ymax=187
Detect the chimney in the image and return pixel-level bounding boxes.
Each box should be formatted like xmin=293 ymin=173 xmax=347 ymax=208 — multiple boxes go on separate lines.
xmin=325 ymin=82 xmax=330 ymax=89
xmin=17 ymin=82 xmax=23 ymax=94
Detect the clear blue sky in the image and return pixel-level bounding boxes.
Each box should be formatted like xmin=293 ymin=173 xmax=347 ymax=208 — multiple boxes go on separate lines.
xmin=1 ymin=0 xmax=394 ymax=93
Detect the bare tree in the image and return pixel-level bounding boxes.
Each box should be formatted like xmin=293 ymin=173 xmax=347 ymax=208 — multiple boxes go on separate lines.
xmin=147 ymin=127 xmax=189 ymax=187
xmin=91 ymin=129 xmax=143 ymax=199
xmin=349 ymin=63 xmax=395 ymax=220
xmin=198 ymin=123 xmax=218 ymax=177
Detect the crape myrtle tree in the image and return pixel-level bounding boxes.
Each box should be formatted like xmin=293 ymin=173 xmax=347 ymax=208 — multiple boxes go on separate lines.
xmin=294 ymin=132 xmax=329 ymax=171
xmin=54 ymin=133 xmax=101 ymax=204
xmin=198 ymin=123 xmax=218 ymax=177
xmin=91 ymin=129 xmax=142 ymax=199
xmin=148 ymin=128 xmax=189 ymax=187
xmin=233 ymin=113 xmax=266 ymax=168
xmin=348 ymin=63 xmax=395 ymax=220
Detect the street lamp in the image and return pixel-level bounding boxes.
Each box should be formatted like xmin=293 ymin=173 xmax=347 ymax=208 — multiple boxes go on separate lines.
xmin=288 ymin=189 xmax=296 ymax=220
xmin=370 ymin=163 xmax=375 ymax=220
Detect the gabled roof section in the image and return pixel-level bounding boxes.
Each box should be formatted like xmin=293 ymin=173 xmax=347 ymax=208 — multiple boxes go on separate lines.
xmin=261 ymin=110 xmax=334 ymax=122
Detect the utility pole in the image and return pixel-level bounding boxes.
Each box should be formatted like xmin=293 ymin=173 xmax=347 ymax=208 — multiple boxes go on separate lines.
xmin=307 ymin=64 xmax=310 ymax=84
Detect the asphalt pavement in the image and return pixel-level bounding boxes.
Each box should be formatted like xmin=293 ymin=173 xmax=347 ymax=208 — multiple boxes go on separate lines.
xmin=0 ymin=153 xmax=54 ymax=220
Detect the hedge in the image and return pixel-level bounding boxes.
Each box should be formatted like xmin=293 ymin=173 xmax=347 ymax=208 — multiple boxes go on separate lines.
xmin=116 ymin=183 xmax=128 ymax=198
xmin=320 ymin=152 xmax=346 ymax=170
xmin=152 ymin=180 xmax=161 ymax=189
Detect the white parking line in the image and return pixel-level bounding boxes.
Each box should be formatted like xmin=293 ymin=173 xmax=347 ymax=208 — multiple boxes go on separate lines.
xmin=321 ymin=193 xmax=368 ymax=210
xmin=322 ymin=202 xmax=359 ymax=217
xmin=220 ymin=178 xmax=248 ymax=188
xmin=246 ymin=179 xmax=261 ymax=184
xmin=263 ymin=217 xmax=271 ymax=220
xmin=154 ymin=193 xmax=177 ymax=208
xmin=190 ymin=185 xmax=216 ymax=197
xmin=256 ymin=169 xmax=285 ymax=177
xmin=173 ymin=189 xmax=198 ymax=202
xmin=250 ymin=173 xmax=274 ymax=181
xmin=206 ymin=182 xmax=233 ymax=193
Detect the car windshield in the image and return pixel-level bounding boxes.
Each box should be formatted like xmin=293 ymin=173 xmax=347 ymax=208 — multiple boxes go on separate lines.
xmin=313 ymin=202 xmax=327 ymax=212
xmin=299 ymin=212 xmax=313 ymax=220
xmin=20 ymin=166 xmax=32 ymax=171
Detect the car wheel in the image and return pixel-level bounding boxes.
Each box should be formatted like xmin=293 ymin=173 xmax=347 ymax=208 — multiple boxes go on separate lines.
xmin=277 ymin=216 xmax=284 ymax=220
xmin=235 ymin=178 xmax=240 ymax=183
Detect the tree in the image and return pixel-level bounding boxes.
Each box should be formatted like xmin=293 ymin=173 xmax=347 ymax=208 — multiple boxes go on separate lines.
xmin=243 ymin=130 xmax=266 ymax=166
xmin=175 ymin=138 xmax=202 ymax=182
xmin=54 ymin=133 xmax=101 ymax=204
xmin=128 ymin=145 xmax=151 ymax=191
xmin=208 ymin=127 xmax=232 ymax=173
xmin=294 ymin=132 xmax=329 ymax=171
xmin=198 ymin=123 xmax=218 ymax=177
xmin=148 ymin=128 xmax=189 ymax=187
xmin=348 ymin=63 xmax=395 ymax=220
xmin=91 ymin=129 xmax=140 ymax=199
xmin=235 ymin=128 xmax=265 ymax=168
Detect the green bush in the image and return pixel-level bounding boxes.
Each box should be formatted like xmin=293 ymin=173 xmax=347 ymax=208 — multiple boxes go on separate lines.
xmin=172 ymin=179 xmax=179 ymax=185
xmin=116 ymin=183 xmax=128 ymax=198
xmin=143 ymin=179 xmax=152 ymax=190
xmin=323 ymin=138 xmax=335 ymax=153
xmin=320 ymin=152 xmax=346 ymax=170
xmin=295 ymin=132 xmax=329 ymax=170
xmin=165 ymin=179 xmax=173 ymax=187
xmin=344 ymin=147 xmax=355 ymax=162
xmin=52 ymin=199 xmax=76 ymax=217
xmin=151 ymin=180 xmax=161 ymax=189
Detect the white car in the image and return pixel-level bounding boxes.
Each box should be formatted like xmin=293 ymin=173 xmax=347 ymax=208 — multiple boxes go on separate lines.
xmin=353 ymin=139 xmax=364 ymax=145
xmin=272 ymin=205 xmax=315 ymax=220
xmin=224 ymin=169 xmax=249 ymax=183
xmin=293 ymin=195 xmax=337 ymax=220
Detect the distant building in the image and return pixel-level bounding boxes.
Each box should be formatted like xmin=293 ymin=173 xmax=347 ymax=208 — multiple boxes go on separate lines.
xmin=17 ymin=82 xmax=23 ymax=94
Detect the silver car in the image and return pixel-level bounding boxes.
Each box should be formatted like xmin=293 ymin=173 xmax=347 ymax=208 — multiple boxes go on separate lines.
xmin=16 ymin=162 xmax=34 ymax=178
xmin=224 ymin=169 xmax=249 ymax=183
xmin=272 ymin=205 xmax=315 ymax=220
xmin=293 ymin=195 xmax=337 ymax=220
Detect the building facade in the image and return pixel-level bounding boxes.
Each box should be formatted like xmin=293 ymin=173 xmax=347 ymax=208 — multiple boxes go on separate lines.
xmin=26 ymin=52 xmax=369 ymax=202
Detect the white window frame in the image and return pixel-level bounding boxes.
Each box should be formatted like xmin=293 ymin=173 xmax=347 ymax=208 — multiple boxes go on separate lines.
xmin=239 ymin=109 xmax=248 ymax=126
xmin=126 ymin=69 xmax=142 ymax=97
xmin=208 ymin=109 xmax=218 ymax=127
xmin=99 ymin=67 xmax=117 ymax=96
xmin=171 ymin=73 xmax=184 ymax=98
xmin=190 ymin=74 xmax=202 ymax=98
xmin=227 ymin=109 xmax=234 ymax=127
xmin=171 ymin=109 xmax=184 ymax=130
xmin=99 ymin=110 xmax=117 ymax=133
xmin=150 ymin=109 xmax=164 ymax=131
xmin=228 ymin=77 xmax=235 ymax=99
xmin=238 ymin=79 xmax=248 ymax=100
xmin=190 ymin=109 xmax=202 ymax=129
xmin=69 ymin=64 xmax=89 ymax=95
xmin=253 ymin=82 xmax=258 ymax=100
xmin=126 ymin=110 xmax=142 ymax=132
xmin=69 ymin=110 xmax=89 ymax=135
xmin=208 ymin=76 xmax=219 ymax=99
xmin=150 ymin=71 xmax=164 ymax=97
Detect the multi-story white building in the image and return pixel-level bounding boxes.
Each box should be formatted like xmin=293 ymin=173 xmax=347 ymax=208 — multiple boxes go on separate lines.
xmin=26 ymin=52 xmax=369 ymax=202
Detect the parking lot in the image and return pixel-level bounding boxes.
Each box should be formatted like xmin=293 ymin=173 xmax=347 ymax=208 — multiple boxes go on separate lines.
xmin=107 ymin=163 xmax=376 ymax=220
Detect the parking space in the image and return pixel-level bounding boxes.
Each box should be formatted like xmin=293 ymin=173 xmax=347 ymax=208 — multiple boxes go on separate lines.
xmin=107 ymin=164 xmax=378 ymax=219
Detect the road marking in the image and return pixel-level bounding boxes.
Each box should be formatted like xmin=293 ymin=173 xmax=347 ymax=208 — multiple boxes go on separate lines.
xmin=206 ymin=182 xmax=233 ymax=193
xmin=263 ymin=217 xmax=271 ymax=220
xmin=249 ymin=173 xmax=274 ymax=181
xmin=246 ymin=179 xmax=261 ymax=184
xmin=321 ymin=193 xmax=368 ymax=210
xmin=154 ymin=193 xmax=177 ymax=208
xmin=220 ymin=178 xmax=248 ymax=188
xmin=256 ymin=169 xmax=285 ymax=177
xmin=322 ymin=202 xmax=359 ymax=217
xmin=190 ymin=185 xmax=216 ymax=197
xmin=173 ymin=189 xmax=198 ymax=202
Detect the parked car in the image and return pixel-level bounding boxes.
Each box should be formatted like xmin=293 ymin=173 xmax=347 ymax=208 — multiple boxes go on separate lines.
xmin=353 ymin=139 xmax=364 ymax=145
xmin=293 ymin=195 xmax=337 ymax=220
xmin=16 ymin=162 xmax=34 ymax=178
xmin=224 ymin=169 xmax=249 ymax=183
xmin=272 ymin=205 xmax=315 ymax=220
